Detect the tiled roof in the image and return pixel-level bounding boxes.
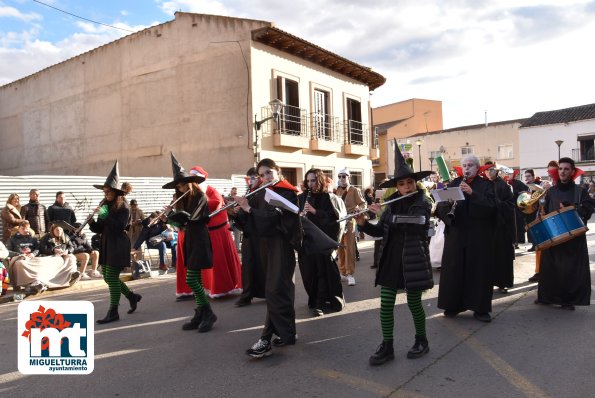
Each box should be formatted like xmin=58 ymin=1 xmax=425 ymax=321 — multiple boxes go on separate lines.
xmin=521 ymin=103 xmax=595 ymax=128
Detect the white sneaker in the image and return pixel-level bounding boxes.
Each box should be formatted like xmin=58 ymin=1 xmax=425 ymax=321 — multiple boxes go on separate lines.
xmin=347 ymin=275 xmax=356 ymax=286
xmin=340 ymin=274 xmax=348 ymax=282
xmin=80 ymin=273 xmax=91 ymax=280
xmin=89 ymin=270 xmax=102 ymax=278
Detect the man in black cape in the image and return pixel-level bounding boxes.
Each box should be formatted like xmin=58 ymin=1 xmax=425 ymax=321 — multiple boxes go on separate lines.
xmin=435 ymin=154 xmax=497 ymax=322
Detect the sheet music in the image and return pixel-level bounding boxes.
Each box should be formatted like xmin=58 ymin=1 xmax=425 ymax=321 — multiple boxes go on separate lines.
xmin=264 ymin=189 xmax=299 ymax=214
xmin=431 ymin=187 xmax=465 ymax=203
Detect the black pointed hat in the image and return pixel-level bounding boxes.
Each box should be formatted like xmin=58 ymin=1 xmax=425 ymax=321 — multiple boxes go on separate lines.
xmin=379 ymin=139 xmax=432 ymax=188
xmin=93 ymin=161 xmax=128 ymax=195
xmin=162 ymin=152 xmax=205 ymax=189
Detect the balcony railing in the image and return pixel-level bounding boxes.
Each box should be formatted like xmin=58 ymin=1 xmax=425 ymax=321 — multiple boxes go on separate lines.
xmin=310 ymin=113 xmax=341 ymax=143
xmin=342 ymin=120 xmax=368 ymax=146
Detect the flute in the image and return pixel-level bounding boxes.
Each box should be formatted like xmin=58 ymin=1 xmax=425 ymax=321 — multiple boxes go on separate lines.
xmin=148 ymin=190 xmax=191 ymax=226
xmin=74 ymin=199 xmax=106 ymax=235
xmin=209 ymin=179 xmax=279 ymax=218
xmin=336 ymin=191 xmax=417 ymax=223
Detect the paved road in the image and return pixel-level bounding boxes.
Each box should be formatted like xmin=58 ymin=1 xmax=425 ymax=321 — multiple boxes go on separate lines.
xmin=1 ymin=233 xmax=594 ymax=397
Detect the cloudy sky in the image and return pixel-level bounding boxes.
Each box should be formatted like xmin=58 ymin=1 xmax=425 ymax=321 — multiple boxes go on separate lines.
xmin=1 ymin=0 xmax=594 ymax=128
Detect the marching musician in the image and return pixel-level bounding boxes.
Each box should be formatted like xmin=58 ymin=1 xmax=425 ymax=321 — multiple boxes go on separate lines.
xmin=535 ymin=157 xmax=594 ymax=310
xmin=355 ymin=141 xmax=433 ymax=366
xmin=232 ymin=167 xmax=266 ymax=307
xmin=90 ymin=161 xmax=141 ymax=324
xmin=297 ymin=168 xmax=344 ymax=317
xmin=435 ymin=154 xmax=497 ymax=323
xmin=484 ymin=162 xmax=515 ymax=294
xmin=234 ymin=158 xmax=300 ymax=358
xmin=335 ymin=168 xmax=366 ymax=286
xmin=163 ymin=153 xmax=217 ymax=333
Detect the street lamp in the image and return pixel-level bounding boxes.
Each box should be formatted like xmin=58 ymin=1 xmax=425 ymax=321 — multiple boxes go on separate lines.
xmin=254 ymin=99 xmax=284 ymax=165
xmin=415 ymin=139 xmax=422 ymax=171
xmin=555 ymin=140 xmax=564 ymax=160
xmin=428 ymin=157 xmax=434 ymax=172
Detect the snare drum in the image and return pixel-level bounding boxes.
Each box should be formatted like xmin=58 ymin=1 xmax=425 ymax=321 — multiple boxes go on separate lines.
xmin=527 ymin=206 xmax=588 ymax=250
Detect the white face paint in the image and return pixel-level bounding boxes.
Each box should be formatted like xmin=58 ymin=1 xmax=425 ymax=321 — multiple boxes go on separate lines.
xmin=461 ymin=159 xmax=479 ymax=178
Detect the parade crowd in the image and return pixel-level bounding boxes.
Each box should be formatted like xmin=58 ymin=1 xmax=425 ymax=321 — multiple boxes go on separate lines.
xmin=0 ymin=146 xmax=592 ymax=364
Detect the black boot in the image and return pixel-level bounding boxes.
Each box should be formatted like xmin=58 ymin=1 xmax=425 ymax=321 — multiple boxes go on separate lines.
xmin=369 ymin=340 xmax=394 ymax=366
xmin=182 ymin=307 xmax=203 ymax=330
xmin=127 ymin=292 xmax=142 ymax=314
xmin=198 ymin=303 xmax=217 ymax=333
xmin=407 ymin=336 xmax=429 ymax=359
xmin=97 ymin=306 xmax=119 ymax=324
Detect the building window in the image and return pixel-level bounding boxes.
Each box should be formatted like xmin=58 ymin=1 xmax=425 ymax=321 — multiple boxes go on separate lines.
xmin=276 ymin=76 xmax=301 ymax=135
xmin=461 ymin=146 xmax=473 ymax=156
xmin=313 ymin=89 xmax=331 ymax=140
xmin=349 ymin=170 xmax=363 ymax=190
xmin=578 ymin=135 xmax=595 ymax=161
xmin=497 ymin=144 xmax=513 ymax=159
xmin=345 ymin=98 xmax=364 ymax=145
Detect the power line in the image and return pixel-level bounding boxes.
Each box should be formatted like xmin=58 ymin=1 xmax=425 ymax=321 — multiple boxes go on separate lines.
xmin=32 ymin=0 xmax=136 ymax=33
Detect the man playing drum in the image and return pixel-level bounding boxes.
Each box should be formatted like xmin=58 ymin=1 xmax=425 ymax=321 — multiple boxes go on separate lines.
xmin=535 ymin=157 xmax=594 ymax=310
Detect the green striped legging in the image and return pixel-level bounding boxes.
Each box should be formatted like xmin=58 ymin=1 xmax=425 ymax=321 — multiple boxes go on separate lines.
xmin=186 ymin=269 xmax=209 ymax=307
xmin=380 ymin=286 xmax=426 ymax=341
xmin=103 ymin=265 xmax=132 ymax=306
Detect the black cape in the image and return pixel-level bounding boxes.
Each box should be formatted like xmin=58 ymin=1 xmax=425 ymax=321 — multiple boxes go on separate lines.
xmin=89 ymin=200 xmax=131 ymax=269
xmin=491 ymin=177 xmax=515 ymax=288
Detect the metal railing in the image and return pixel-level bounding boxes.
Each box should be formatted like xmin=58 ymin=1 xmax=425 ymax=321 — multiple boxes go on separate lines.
xmin=342 ymin=119 xmax=368 ymax=146
xmin=310 ymin=113 xmax=341 ymax=143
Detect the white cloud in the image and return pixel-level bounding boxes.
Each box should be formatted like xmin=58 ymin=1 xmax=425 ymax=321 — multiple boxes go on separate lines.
xmin=157 ymin=0 xmax=229 ymax=16
xmin=0 ymin=5 xmax=42 ymax=22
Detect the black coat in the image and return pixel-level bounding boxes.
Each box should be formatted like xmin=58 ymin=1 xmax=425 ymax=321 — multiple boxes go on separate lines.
xmin=176 ymin=191 xmax=212 ymax=270
xmin=491 ymin=177 xmax=515 ymax=288
xmin=48 ymin=202 xmax=77 ymax=225
xmin=39 ymin=233 xmax=75 ymax=256
xmin=20 ymin=201 xmax=49 ymax=235
xmin=510 ymin=179 xmax=529 ymax=244
xmin=435 ymin=175 xmax=497 ymax=313
xmin=89 ymin=200 xmax=131 ymax=269
xmin=361 ymin=190 xmax=434 ymax=291
xmin=538 ymin=181 xmax=594 ymax=306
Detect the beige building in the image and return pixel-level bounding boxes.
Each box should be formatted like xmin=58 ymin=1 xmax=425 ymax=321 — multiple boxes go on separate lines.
xmin=404 ymin=119 xmax=527 ymax=178
xmin=371 ymin=99 xmax=443 ymax=184
xmin=0 ymin=13 xmax=385 ymax=188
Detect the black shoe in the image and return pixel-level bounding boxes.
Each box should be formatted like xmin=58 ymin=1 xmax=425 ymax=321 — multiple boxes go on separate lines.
xmin=97 ymin=306 xmax=119 ymax=324
xmin=514 ymin=244 xmax=519 ymax=249
xmin=407 ymin=336 xmax=430 ymax=359
xmin=473 ymin=312 xmax=492 ymax=322
xmin=127 ymin=292 xmax=142 ymax=314
xmin=234 ymin=298 xmax=252 ymax=307
xmin=370 ymin=264 xmax=378 ymax=269
xmin=176 ymin=294 xmax=194 ymax=302
xmin=527 ymin=246 xmax=536 ymax=252
xmin=443 ymin=310 xmax=461 ymax=318
xmin=182 ymin=307 xmax=203 ymax=330
xmin=534 ymin=299 xmax=545 ymax=305
xmin=498 ymin=287 xmax=508 ymax=294
xmin=311 ymin=308 xmax=324 ymax=317
xmin=246 ymin=338 xmax=272 ymax=358
xmin=560 ymin=304 xmax=575 ymax=311
xmin=272 ymin=335 xmax=297 ymax=347
xmin=198 ymin=304 xmax=217 ymax=333
xmin=528 ymin=273 xmax=539 ymax=282
xmin=369 ymin=340 xmax=394 ymax=366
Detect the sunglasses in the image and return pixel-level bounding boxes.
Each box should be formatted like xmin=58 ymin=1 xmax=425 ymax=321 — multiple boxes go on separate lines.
xmin=338 ymin=175 xmax=348 ymax=178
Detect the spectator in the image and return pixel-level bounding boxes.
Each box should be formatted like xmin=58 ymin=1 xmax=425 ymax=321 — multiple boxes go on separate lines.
xmin=132 ymin=212 xmax=170 ymax=272
xmin=20 ymin=189 xmax=49 ymax=238
xmin=2 ymin=193 xmax=23 ymax=242
xmin=65 ymin=225 xmax=101 ymax=280
xmin=127 ymin=199 xmax=144 ymax=258
xmin=47 ymin=191 xmax=77 ymax=225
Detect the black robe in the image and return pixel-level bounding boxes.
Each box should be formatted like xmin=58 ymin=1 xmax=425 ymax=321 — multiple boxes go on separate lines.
xmin=436 ymin=175 xmax=497 ymax=313
xmin=234 ymin=191 xmax=265 ymax=300
xmin=297 ymin=191 xmax=344 ymax=311
xmin=537 ymin=181 xmax=593 ymax=306
xmin=240 ymin=183 xmax=300 ymax=342
xmin=492 ymin=177 xmax=515 ymax=288
xmin=178 ymin=192 xmax=212 ymax=270
xmin=510 ymin=179 xmax=529 ymax=244
xmin=89 ymin=200 xmax=131 ymax=269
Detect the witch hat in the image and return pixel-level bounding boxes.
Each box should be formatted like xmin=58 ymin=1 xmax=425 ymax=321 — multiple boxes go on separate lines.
xmin=93 ymin=161 xmax=129 ymax=195
xmin=162 ymin=152 xmax=206 ymax=189
xmin=380 ymin=139 xmax=432 ymax=188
